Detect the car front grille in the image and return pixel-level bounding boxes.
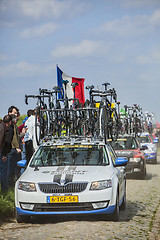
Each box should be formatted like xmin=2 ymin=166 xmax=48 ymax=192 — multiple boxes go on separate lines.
xmin=38 ymin=182 xmax=88 ymax=193
xmin=19 ymin=201 xmax=110 ymax=212
xmin=33 ymin=202 xmax=94 ymax=212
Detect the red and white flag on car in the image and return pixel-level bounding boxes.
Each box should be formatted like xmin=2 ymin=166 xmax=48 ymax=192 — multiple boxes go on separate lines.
xmin=57 ymin=66 xmax=85 ymax=106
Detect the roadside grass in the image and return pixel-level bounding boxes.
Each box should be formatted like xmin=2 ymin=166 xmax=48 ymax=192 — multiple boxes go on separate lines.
xmin=0 ymin=188 xmax=15 ymax=219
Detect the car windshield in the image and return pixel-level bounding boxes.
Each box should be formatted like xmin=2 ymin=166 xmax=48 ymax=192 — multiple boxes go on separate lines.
xmin=138 ymin=136 xmax=151 ymax=143
xmin=109 ymin=138 xmax=138 ymax=150
xmin=30 ymin=144 xmax=109 ymax=167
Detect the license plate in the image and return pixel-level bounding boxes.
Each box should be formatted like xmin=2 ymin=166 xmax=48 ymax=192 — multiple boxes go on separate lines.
xmin=47 ymin=195 xmax=78 ymax=203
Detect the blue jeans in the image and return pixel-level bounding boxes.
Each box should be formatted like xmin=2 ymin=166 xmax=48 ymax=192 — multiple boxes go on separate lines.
xmin=0 ymin=153 xmax=8 ymax=192
xmin=20 ymin=144 xmax=26 ymax=175
xmin=21 ymin=143 xmax=26 ymax=160
xmin=7 ymin=149 xmax=20 ymax=187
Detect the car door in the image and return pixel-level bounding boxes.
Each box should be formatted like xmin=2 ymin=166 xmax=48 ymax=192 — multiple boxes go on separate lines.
xmin=107 ymin=144 xmax=125 ymax=202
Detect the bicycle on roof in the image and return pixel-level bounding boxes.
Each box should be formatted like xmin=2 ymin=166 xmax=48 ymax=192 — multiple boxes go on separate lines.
xmin=25 ymin=81 xmax=121 ymax=145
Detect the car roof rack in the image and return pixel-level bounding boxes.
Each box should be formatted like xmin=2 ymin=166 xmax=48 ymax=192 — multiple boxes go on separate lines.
xmin=40 ymin=134 xmax=105 ymax=146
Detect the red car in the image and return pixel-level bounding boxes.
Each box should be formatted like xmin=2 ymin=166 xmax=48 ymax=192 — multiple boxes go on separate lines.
xmin=108 ymin=135 xmax=146 ymax=179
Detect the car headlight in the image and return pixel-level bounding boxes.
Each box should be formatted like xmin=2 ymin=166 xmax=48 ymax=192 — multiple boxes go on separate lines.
xmin=129 ymin=157 xmax=141 ymax=163
xmin=18 ymin=181 xmax=37 ymax=192
xmin=90 ymin=180 xmax=112 ymax=190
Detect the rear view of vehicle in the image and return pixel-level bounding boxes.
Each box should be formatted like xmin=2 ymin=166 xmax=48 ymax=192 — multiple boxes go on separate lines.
xmin=138 ymin=133 xmax=158 ymax=164
xmin=108 ymin=135 xmax=146 ymax=179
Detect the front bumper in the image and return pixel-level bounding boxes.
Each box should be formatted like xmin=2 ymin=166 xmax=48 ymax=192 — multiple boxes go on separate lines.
xmin=145 ymin=152 xmax=156 ymax=162
xmin=125 ymin=160 xmax=145 ymax=177
xmin=15 ymin=183 xmax=118 ymax=216
xmin=16 ymin=203 xmax=115 ymax=216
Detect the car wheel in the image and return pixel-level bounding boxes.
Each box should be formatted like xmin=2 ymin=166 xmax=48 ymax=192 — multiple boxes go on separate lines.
xmin=111 ymin=192 xmax=119 ymax=221
xmin=139 ymin=167 xmax=146 ymax=180
xmin=120 ymin=183 xmax=126 ymax=210
xmin=16 ymin=212 xmax=31 ymax=223
xmin=153 ymin=156 xmax=157 ymax=164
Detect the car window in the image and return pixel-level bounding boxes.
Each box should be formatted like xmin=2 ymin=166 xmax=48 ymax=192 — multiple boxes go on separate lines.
xmin=30 ymin=145 xmax=109 ymax=167
xmin=109 ymin=137 xmax=138 ymax=150
xmin=138 ymin=136 xmax=151 ymax=143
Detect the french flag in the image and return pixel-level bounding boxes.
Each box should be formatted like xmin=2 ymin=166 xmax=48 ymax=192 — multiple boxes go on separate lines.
xmin=57 ymin=66 xmax=85 ymax=106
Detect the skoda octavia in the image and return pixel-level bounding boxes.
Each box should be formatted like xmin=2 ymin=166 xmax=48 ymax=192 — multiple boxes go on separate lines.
xmin=15 ymin=137 xmax=127 ymax=223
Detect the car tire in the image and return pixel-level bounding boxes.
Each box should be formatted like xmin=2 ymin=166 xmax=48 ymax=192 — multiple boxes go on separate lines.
xmin=111 ymin=192 xmax=119 ymax=221
xmin=153 ymin=156 xmax=157 ymax=164
xmin=139 ymin=167 xmax=146 ymax=180
xmin=120 ymin=183 xmax=126 ymax=210
xmin=16 ymin=212 xmax=31 ymax=223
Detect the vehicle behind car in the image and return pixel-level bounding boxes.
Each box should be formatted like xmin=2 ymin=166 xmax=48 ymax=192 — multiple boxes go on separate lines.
xmin=138 ymin=132 xmax=158 ymax=164
xmin=108 ymin=135 xmax=146 ymax=179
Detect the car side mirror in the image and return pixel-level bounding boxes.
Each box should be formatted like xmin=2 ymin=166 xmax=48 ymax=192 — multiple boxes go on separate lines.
xmin=140 ymin=145 xmax=148 ymax=150
xmin=17 ymin=160 xmax=27 ymax=168
xmin=115 ymin=157 xmax=128 ymax=167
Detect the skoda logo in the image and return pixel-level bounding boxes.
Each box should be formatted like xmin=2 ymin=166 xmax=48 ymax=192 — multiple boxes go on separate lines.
xmin=60 ymin=179 xmax=66 ymax=186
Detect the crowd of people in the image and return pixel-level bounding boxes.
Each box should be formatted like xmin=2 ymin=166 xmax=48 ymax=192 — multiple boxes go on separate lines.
xmin=0 ymin=106 xmax=38 ymax=194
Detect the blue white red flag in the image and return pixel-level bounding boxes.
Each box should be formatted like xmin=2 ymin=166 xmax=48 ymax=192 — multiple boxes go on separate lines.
xmin=57 ymin=66 xmax=85 ymax=106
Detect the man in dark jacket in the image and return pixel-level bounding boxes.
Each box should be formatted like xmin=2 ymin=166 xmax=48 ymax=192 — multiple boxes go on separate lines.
xmin=7 ymin=113 xmax=22 ymax=187
xmin=0 ymin=115 xmax=12 ymax=193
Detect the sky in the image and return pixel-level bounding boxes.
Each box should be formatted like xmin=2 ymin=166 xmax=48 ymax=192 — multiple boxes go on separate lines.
xmin=0 ymin=0 xmax=160 ymax=123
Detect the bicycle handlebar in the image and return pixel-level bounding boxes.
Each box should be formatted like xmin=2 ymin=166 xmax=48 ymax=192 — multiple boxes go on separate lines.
xmin=25 ymin=94 xmax=50 ymax=105
xmin=86 ymin=85 xmax=94 ymax=91
xmin=40 ymin=87 xmax=62 ymax=95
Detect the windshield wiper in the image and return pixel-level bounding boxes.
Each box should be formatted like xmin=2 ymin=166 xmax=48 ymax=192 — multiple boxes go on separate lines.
xmin=100 ymin=162 xmax=107 ymax=166
xmin=30 ymin=157 xmax=44 ymax=170
xmin=34 ymin=165 xmax=39 ymax=171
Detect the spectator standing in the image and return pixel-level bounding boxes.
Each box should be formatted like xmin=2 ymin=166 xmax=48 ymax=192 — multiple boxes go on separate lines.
xmin=18 ymin=109 xmax=34 ymax=161
xmin=7 ymin=106 xmax=21 ymax=187
xmin=24 ymin=107 xmax=39 ymax=164
xmin=18 ymin=110 xmax=34 ymax=174
xmin=0 ymin=115 xmax=12 ymax=193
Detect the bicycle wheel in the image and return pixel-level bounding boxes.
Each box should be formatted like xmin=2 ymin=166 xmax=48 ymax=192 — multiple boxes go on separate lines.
xmin=35 ymin=108 xmax=49 ymax=145
xmin=42 ymin=109 xmax=49 ymax=136
xmin=100 ymin=107 xmax=108 ymax=142
xmin=110 ymin=109 xmax=119 ymax=140
xmin=35 ymin=107 xmax=41 ymax=145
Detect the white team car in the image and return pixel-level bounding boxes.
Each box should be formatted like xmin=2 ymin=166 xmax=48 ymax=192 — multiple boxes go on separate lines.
xmin=138 ymin=132 xmax=158 ymax=164
xmin=15 ymin=137 xmax=128 ymax=223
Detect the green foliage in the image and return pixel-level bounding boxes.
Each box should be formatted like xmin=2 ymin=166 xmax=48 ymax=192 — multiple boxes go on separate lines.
xmin=0 ymin=188 xmax=15 ymax=218
xmin=17 ymin=114 xmax=27 ymax=127
xmin=0 ymin=115 xmax=27 ymax=126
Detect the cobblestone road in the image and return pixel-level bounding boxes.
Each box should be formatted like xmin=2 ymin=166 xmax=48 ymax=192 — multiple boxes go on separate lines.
xmin=0 ymin=155 xmax=160 ymax=240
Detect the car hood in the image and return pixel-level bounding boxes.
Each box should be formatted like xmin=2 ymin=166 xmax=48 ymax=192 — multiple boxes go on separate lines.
xmin=19 ymin=165 xmax=114 ymax=183
xmin=140 ymin=143 xmax=157 ymax=153
xmin=140 ymin=142 xmax=154 ymax=148
xmin=115 ymin=149 xmax=139 ymax=158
